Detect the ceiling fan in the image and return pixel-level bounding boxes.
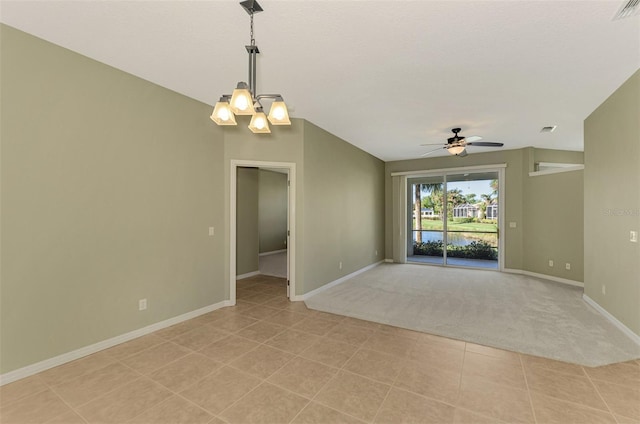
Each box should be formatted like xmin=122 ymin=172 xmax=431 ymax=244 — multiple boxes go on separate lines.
xmin=420 ymin=128 xmax=504 ymax=157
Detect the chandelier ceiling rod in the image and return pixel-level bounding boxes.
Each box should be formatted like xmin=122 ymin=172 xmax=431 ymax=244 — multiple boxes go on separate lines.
xmin=243 ymin=0 xmax=260 ymax=97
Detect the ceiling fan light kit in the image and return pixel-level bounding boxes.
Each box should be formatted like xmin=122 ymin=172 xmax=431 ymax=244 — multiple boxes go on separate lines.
xmin=210 ymin=0 xmax=291 ymax=134
xmin=447 ymin=145 xmax=466 ymax=155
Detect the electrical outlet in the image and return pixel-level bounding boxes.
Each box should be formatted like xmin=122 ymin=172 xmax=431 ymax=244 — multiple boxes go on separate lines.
xmin=208 ymin=227 xmax=215 ymax=236
xmin=509 ymin=222 xmax=517 ymax=228
xmin=339 ymin=261 xmax=342 ymax=270
xmin=602 ymin=285 xmax=606 ymax=295
xmin=548 ymin=260 xmax=554 ymax=267
xmin=565 ymin=263 xmax=571 ymax=270
xmin=139 ymin=299 xmax=147 ymax=311
xmin=631 ymin=230 xmax=638 ymax=243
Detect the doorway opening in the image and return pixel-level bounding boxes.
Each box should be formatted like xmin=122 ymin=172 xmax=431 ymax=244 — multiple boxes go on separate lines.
xmin=407 ymin=170 xmax=502 ymax=269
xmin=230 ymin=160 xmax=296 ymax=304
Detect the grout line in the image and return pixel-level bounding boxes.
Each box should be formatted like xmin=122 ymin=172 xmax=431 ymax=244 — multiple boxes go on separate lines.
xmin=369 ymin=343 xmax=404 ymax=423
xmin=521 ymin=362 xmax=627 ymax=420
xmin=284 ymin=313 xmax=378 ymax=422
xmin=39 ymin=384 xmax=89 ymax=424
xmin=455 ymin=342 xmax=467 ymax=406
xmin=519 ymin=353 xmax=539 ymax=424
xmin=0 ymin=380 xmax=51 ymax=409
xmin=214 ymin=380 xmax=273 ymax=420
xmin=112 ymin=328 xmax=235 ymax=423
xmin=63 ymin=374 xmax=150 ymax=422
xmin=582 ymin=367 xmax=623 ymax=422
xmin=287 ymin=342 xmax=366 ymax=423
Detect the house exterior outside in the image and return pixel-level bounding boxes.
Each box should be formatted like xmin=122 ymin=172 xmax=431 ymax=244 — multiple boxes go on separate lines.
xmin=453 ymin=202 xmax=498 ymax=220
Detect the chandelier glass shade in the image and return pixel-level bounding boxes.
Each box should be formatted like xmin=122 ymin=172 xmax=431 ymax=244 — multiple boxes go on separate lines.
xmin=267 ymin=98 xmax=291 ymax=125
xmin=248 ymin=110 xmax=271 ymax=133
xmin=210 ymin=0 xmax=290 ymax=134
xmin=211 ymin=100 xmax=236 ymax=125
xmin=229 ymin=84 xmax=255 ymax=115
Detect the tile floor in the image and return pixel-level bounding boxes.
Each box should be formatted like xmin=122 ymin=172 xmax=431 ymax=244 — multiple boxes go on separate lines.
xmin=1 ymin=275 xmax=639 ymax=424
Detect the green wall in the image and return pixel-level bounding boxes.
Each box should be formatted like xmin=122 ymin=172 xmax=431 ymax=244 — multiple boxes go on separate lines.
xmin=1 ymin=25 xmax=226 ymax=373
xmin=236 ymin=167 xmax=259 ymax=275
xmin=1 ymin=26 xmax=387 ymax=375
xmin=385 ymin=148 xmax=584 ymax=281
xmin=302 ymin=121 xmax=385 ymax=293
xmin=584 ymin=69 xmax=640 ymax=336
xmin=258 ymin=170 xmax=288 ymax=254
xmin=522 ymin=149 xmax=584 ymax=281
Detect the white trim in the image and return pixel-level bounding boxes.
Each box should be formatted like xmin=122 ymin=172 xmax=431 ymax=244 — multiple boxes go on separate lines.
xmin=384 ymin=258 xmax=394 ymax=263
xmin=497 ymin=167 xmax=505 ymax=271
xmin=0 ymin=300 xmax=232 ymax=386
xmin=503 ymin=268 xmax=584 ymax=288
xmin=398 ymin=176 xmax=407 ymax=263
xmin=236 ymin=271 xmax=260 ymax=280
xmin=292 ymin=261 xmax=383 ymax=301
xmin=391 ymin=163 xmax=507 ymax=177
xmin=583 ymin=294 xmax=640 ymax=346
xmin=259 ymin=249 xmax=287 ymax=257
xmin=289 ymin=295 xmax=306 ymax=301
xmin=538 ymin=162 xmax=581 ymax=168
xmin=403 ymin=167 xmax=504 ymax=270
xmin=529 ymin=165 xmax=584 ymax=177
xmin=230 ymin=160 xmax=296 ymax=303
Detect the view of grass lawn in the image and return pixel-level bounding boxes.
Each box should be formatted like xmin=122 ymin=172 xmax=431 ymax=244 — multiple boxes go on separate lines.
xmin=416 ymin=219 xmax=497 ymax=232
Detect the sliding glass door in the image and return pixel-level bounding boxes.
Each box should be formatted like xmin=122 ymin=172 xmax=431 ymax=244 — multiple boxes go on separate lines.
xmin=407 ymin=171 xmax=500 ymax=269
xmin=408 ymin=176 xmax=445 ymax=265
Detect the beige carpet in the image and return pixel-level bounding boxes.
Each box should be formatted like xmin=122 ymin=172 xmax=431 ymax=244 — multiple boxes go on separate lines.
xmin=305 ymin=263 xmax=640 ymax=367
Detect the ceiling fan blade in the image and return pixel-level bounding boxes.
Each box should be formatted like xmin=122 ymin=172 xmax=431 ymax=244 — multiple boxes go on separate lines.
xmin=457 ymin=149 xmax=468 ymax=157
xmin=465 ymin=136 xmax=483 ymax=143
xmin=420 ymin=147 xmax=446 ymax=157
xmin=466 ymin=142 xmax=504 ymax=147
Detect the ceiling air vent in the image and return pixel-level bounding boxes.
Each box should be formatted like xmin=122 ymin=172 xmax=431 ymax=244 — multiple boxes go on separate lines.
xmin=613 ymin=0 xmax=640 ymax=20
xmin=540 ymin=126 xmax=557 ymax=133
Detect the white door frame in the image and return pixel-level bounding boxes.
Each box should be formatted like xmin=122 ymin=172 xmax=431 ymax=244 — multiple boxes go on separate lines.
xmin=394 ymin=164 xmax=506 ymax=271
xmin=230 ymin=160 xmax=296 ymax=304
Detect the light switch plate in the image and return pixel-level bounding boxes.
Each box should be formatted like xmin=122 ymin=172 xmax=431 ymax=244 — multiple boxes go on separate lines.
xmin=631 ymin=230 xmax=638 ymax=243
xmin=509 ymin=222 xmax=517 ymax=228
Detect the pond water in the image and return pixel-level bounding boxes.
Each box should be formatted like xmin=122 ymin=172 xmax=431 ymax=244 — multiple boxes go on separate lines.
xmin=413 ymin=231 xmax=497 ymax=247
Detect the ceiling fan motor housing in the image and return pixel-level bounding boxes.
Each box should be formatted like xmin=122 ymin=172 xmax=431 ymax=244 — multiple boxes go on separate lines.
xmin=448 ymin=128 xmax=465 ymax=145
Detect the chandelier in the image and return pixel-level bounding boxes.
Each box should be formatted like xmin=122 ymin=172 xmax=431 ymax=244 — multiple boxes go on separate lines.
xmin=210 ymin=0 xmax=291 ymax=133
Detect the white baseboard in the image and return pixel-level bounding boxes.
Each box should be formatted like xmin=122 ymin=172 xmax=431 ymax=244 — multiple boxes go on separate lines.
xmin=384 ymin=259 xmax=394 ymax=263
xmin=503 ymin=268 xmax=584 ymax=288
xmin=291 ymin=261 xmax=383 ymax=301
xmin=259 ymin=249 xmax=287 ymax=257
xmin=236 ymin=271 xmax=260 ymax=280
xmin=0 ymin=300 xmax=232 ymax=386
xmin=583 ymin=294 xmax=640 ymax=346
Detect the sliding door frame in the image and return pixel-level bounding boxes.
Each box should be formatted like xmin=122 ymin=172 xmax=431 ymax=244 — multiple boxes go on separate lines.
xmin=393 ymin=164 xmax=506 ymax=271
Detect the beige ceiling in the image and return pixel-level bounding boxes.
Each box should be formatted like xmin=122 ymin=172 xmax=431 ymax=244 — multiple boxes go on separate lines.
xmin=1 ymin=0 xmax=638 ymax=161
